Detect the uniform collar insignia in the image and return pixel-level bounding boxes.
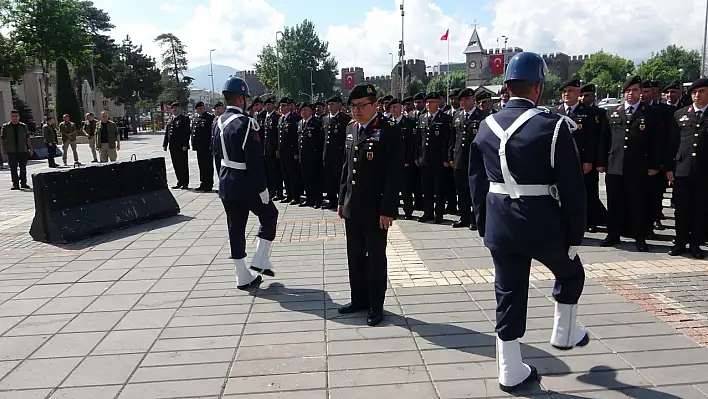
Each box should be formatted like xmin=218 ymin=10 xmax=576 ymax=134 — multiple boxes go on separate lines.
xmin=688 ymin=106 xmax=694 ymax=112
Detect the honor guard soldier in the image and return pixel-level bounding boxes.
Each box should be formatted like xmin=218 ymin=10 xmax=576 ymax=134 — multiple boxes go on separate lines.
xmin=666 ymin=78 xmax=708 ymax=259
xmin=578 ymin=83 xmax=609 ymax=231
xmin=278 ymin=97 xmax=303 ymax=204
xmin=416 ymin=91 xmax=454 ymax=223
xmin=298 ymin=102 xmax=325 ymax=208
xmin=552 ymin=79 xmax=602 ymax=232
xmin=337 ymin=83 xmax=404 ymax=326
xmin=192 ymin=101 xmax=216 ymax=192
xmin=213 ymin=76 xmax=278 ymax=289
xmin=388 ymin=98 xmax=418 ymax=219
xmin=598 ymin=76 xmax=661 ymax=252
xmin=163 ymin=102 xmax=192 ymax=189
xmin=322 ymin=96 xmax=351 ymax=209
xmin=212 ymin=102 xmax=225 ymax=186
xmin=450 ymin=88 xmax=486 ymax=229
xmin=263 ymin=97 xmax=283 ymax=200
xmin=469 ymin=52 xmax=589 ymax=392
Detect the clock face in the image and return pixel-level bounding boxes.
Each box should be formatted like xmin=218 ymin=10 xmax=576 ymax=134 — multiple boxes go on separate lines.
xmin=468 ymin=61 xmax=477 ymax=69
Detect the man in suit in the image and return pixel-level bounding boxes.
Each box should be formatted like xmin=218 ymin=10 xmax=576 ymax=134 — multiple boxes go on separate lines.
xmin=322 ymin=96 xmax=351 ymax=209
xmin=278 ymin=98 xmax=303 ymax=204
xmin=388 ymin=98 xmax=418 ymax=219
xmin=469 ymin=52 xmax=589 ymax=393
xmin=579 ymin=83 xmax=609 ymax=230
xmin=163 ymin=102 xmax=191 ymax=189
xmin=298 ymin=102 xmax=325 ymax=208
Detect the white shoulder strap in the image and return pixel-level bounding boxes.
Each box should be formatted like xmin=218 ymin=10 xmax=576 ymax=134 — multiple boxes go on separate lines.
xmin=550 ymin=115 xmax=577 ymax=168
xmin=217 ymin=114 xmax=242 ymax=163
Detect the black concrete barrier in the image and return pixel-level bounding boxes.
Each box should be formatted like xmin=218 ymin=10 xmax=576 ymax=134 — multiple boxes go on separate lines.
xmin=29 ymin=157 xmax=180 ymax=243
xmin=29 ymin=137 xmax=63 ymax=160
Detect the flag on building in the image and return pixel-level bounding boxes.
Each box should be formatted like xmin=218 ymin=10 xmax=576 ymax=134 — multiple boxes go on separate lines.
xmin=440 ymin=29 xmax=449 ymax=41
xmin=490 ymin=54 xmax=505 ymax=75
xmin=344 ymin=72 xmax=355 ymax=89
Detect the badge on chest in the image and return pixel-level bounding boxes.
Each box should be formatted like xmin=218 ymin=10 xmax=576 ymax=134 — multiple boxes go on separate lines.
xmin=639 ymin=118 xmax=646 ymax=131
xmin=367 ymin=151 xmax=374 ymax=161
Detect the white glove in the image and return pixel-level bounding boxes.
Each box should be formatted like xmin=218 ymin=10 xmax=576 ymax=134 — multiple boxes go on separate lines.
xmin=568 ymin=246 xmax=579 ymax=260
xmin=259 ymin=189 xmax=270 ymax=205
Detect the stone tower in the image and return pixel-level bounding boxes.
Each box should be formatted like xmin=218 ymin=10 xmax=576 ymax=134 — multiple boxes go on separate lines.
xmin=464 ymin=29 xmax=485 ymax=87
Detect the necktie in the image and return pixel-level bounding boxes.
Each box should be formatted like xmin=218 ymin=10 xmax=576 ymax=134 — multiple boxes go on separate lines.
xmin=626 ymin=106 xmax=633 ymax=116
xmin=697 ymin=111 xmax=703 ymax=121
xmin=567 ymin=107 xmax=573 ymax=118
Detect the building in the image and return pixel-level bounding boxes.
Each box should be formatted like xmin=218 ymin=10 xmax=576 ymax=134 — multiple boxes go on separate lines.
xmin=0 ymin=77 xmax=12 ymax=125
xmin=14 ymin=66 xmax=57 ymax=123
xmin=80 ymin=79 xmax=126 ymax=120
xmin=236 ymin=70 xmax=265 ymax=97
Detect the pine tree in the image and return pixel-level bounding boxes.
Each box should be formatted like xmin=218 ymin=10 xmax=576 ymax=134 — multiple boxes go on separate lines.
xmin=10 ymin=87 xmax=37 ymax=133
xmin=55 ymin=57 xmax=82 ymax=124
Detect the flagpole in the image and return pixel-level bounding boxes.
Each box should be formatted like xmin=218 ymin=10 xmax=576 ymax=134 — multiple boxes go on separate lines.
xmin=447 ymin=32 xmax=450 ymax=104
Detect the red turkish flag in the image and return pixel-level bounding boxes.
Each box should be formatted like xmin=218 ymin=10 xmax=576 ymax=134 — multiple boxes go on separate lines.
xmin=344 ymin=72 xmax=355 ymax=89
xmin=440 ymin=29 xmax=449 ymax=41
xmin=490 ymin=54 xmax=505 ymax=75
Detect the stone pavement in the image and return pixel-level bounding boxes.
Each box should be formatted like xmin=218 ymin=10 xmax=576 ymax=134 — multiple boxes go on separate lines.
xmin=0 ymin=134 xmax=708 ymax=398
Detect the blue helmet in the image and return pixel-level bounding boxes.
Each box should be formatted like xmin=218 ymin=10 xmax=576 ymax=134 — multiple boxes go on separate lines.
xmin=504 ymin=52 xmax=548 ymax=84
xmin=222 ymin=75 xmax=251 ymax=97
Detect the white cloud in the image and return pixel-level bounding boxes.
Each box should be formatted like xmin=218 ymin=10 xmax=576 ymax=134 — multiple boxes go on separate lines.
xmin=159 ymin=3 xmax=179 ymax=12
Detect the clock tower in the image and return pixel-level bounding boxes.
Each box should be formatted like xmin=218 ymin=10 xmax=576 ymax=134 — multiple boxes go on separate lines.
xmin=464 ymin=29 xmax=485 ymax=87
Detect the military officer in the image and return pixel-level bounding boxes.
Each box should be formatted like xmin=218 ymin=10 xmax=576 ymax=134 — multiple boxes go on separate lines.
xmin=337 ymin=83 xmax=404 ymax=326
xmin=598 ymin=76 xmax=661 ymax=252
xmin=402 ymin=96 xmax=415 ymax=115
xmin=411 ymin=92 xmax=426 ymax=120
xmin=497 ymin=86 xmax=509 ymax=110
xmin=263 ymin=97 xmax=283 ymax=200
xmin=58 ymin=114 xmax=80 ymax=166
xmin=476 ymin=91 xmax=496 ymax=114
xmin=43 ymin=116 xmax=59 ymax=168
xmin=213 ymin=76 xmax=278 ymax=289
xmin=402 ymin=95 xmax=423 ymax=211
xmin=469 ymin=52 xmax=588 ymax=393
xmin=192 ymin=101 xmax=216 ymax=192
xmin=388 ymin=98 xmax=418 ymax=219
xmin=443 ymin=90 xmax=459 ymax=215
xmin=0 ymin=110 xmax=33 ymax=189
xmin=666 ymin=78 xmax=708 ymax=259
xmin=278 ymin=97 xmax=303 ymax=204
xmin=298 ymin=102 xmax=325 ymax=208
xmin=314 ymin=102 xmax=326 ymax=118
xmin=212 ymin=101 xmax=225 ymax=186
xmin=163 ymin=102 xmax=192 ymax=189
xmin=579 ymin=83 xmax=609 ymax=230
xmin=450 ymin=88 xmax=485 ymax=229
xmin=663 ymin=81 xmax=684 ymax=108
xmin=83 ymin=113 xmax=99 ymax=163
xmin=252 ymin=97 xmax=267 ymax=143
xmin=416 ymin=92 xmax=454 ymax=223
xmin=446 ymin=89 xmax=461 ymax=116
xmin=322 ymin=95 xmax=352 ymax=209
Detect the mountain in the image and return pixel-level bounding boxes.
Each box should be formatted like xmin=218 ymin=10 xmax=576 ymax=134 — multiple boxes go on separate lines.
xmin=187 ymin=64 xmax=240 ymax=91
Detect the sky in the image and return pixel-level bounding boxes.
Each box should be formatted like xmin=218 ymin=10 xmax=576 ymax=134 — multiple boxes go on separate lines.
xmin=93 ymin=0 xmax=708 ymax=77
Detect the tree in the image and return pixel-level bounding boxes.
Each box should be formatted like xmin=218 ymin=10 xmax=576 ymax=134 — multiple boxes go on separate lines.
xmin=635 ymin=45 xmax=701 ymax=84
xmin=55 ymin=58 xmax=82 ymax=124
xmin=11 ymin=87 xmax=36 ymax=132
xmin=255 ymin=20 xmax=338 ymax=101
xmin=541 ymin=73 xmax=563 ymax=105
xmin=488 ymin=75 xmax=505 ymax=85
xmin=426 ymin=70 xmax=466 ymax=94
xmin=155 ymin=33 xmax=192 ymax=105
xmin=407 ymin=78 xmax=426 ymax=96
xmin=576 ymin=51 xmax=634 ymax=98
xmin=0 ymin=33 xmax=27 ymax=82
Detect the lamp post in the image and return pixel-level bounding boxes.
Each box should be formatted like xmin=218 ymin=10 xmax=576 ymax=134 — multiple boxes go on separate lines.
xmin=703 ymin=0 xmax=708 ymax=77
xmin=399 ymin=0 xmax=405 ymax=98
xmin=276 ymin=31 xmax=283 ymax=96
xmin=388 ymin=52 xmax=394 ymax=94
xmin=307 ymin=66 xmax=314 ymax=101
xmin=209 ymin=49 xmax=216 ymax=106
xmin=497 ymin=35 xmax=508 ymax=48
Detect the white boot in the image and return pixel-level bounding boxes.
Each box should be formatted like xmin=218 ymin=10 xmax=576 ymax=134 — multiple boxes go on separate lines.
xmin=550 ymin=302 xmax=589 ymax=350
xmin=250 ymin=238 xmax=275 ymax=276
xmin=233 ymin=258 xmax=259 ymax=289
xmin=497 ymin=337 xmax=536 ymax=392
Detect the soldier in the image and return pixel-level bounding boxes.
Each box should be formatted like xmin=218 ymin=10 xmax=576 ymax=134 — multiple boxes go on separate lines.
xmin=263 ymin=97 xmax=283 ymax=200
xmin=278 ymin=97 xmax=303 ymax=204
xmin=58 ymin=114 xmax=80 ymax=166
xmin=402 ymin=96 xmax=415 ymax=115
xmin=497 ymin=86 xmax=509 ymax=110
xmin=192 ymin=101 xmax=216 ymax=192
xmin=322 ymin=95 xmax=351 ymax=209
xmin=663 ymin=81 xmax=684 ymax=108
xmin=43 ymin=116 xmax=59 ymax=168
xmin=416 ymin=92 xmax=454 ymax=223
xmin=83 ymin=113 xmax=99 ymax=163
xmin=315 ymin=102 xmax=326 ymax=118
xmin=450 ymin=88 xmax=485 ymax=229
xmin=552 ymin=79 xmax=602 ymax=232
xmin=212 ymin=101 xmax=225 ymax=186
xmin=579 ymin=83 xmax=609 ymax=231
xmin=253 ymin=97 xmax=267 ymax=143
xmin=477 ymin=91 xmax=496 ymax=114
xmin=411 ymin=92 xmax=426 ymax=119
xmin=337 ymin=83 xmax=404 ymax=326
xmin=469 ymin=52 xmax=588 ymax=392
xmin=163 ymin=102 xmax=191 ymax=189
xmin=597 ymin=76 xmax=661 ymax=252
xmin=94 ymin=111 xmax=120 ymax=162
xmin=0 ymin=110 xmax=33 ymax=189
xmin=298 ymin=102 xmax=325 ymax=208
xmin=213 ymin=76 xmax=278 ymax=289
xmin=447 ymin=89 xmax=461 ymax=116
xmin=388 ymin=98 xmax=418 ymax=219
xmin=666 ymin=78 xmax=708 ymax=259
xmin=644 ymin=80 xmax=674 ymax=233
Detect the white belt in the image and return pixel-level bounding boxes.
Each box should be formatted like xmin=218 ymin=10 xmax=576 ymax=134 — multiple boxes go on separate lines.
xmin=220 ymin=160 xmax=246 ymax=170
xmin=489 ymin=182 xmax=555 ymax=197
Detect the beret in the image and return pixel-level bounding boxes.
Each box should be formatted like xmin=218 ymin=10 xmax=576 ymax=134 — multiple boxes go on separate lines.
xmin=412 ymin=92 xmax=425 ymax=101
xmin=195 ymin=101 xmax=205 ymax=107
xmin=457 ymin=88 xmax=475 ymax=99
xmin=347 ymin=83 xmax=377 ymax=105
xmin=326 ymin=95 xmax=343 ymax=103
xmin=662 ymin=80 xmax=681 ymax=92
xmin=278 ymin=97 xmax=291 ymax=104
xmin=170 ymin=102 xmax=180 ymax=107
xmin=623 ymin=75 xmax=642 ymax=92
xmin=449 ymin=88 xmax=460 ymax=98
xmin=424 ymin=92 xmax=441 ymax=101
xmin=580 ymin=83 xmax=595 ymax=93
xmin=687 ymin=78 xmax=708 ymax=93
xmin=559 ymin=78 xmax=581 ymax=91
xmin=385 ymin=98 xmax=400 ymax=110
xmin=401 ymin=96 xmax=413 ymax=103
xmin=214 ymin=101 xmax=224 ymax=108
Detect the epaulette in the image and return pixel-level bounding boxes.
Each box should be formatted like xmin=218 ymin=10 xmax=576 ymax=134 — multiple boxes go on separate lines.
xmin=347 ymin=119 xmax=356 ymax=125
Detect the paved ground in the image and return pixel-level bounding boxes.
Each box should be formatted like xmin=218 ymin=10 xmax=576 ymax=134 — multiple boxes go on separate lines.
xmin=0 ymin=133 xmax=708 ymax=398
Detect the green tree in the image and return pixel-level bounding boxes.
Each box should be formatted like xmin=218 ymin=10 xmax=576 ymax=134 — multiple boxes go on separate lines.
xmin=154 ymin=33 xmax=192 ymax=105
xmin=407 ymin=78 xmax=426 ymax=96
xmin=255 ymin=20 xmax=338 ymax=101
xmin=426 ymin=70 xmax=466 ymax=94
xmin=635 ymin=45 xmax=701 ymax=84
xmin=11 ymin=87 xmax=36 ymax=132
xmin=55 ymin=58 xmax=82 ymax=124
xmin=541 ymin=73 xmax=563 ymax=105
xmin=488 ymin=75 xmax=505 ymax=85
xmin=0 ymin=33 xmax=27 ymax=82
xmin=576 ymin=51 xmax=634 ymax=98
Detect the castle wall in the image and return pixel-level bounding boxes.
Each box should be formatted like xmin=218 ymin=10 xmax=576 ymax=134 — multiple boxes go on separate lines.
xmin=236 ymin=70 xmax=265 ymax=97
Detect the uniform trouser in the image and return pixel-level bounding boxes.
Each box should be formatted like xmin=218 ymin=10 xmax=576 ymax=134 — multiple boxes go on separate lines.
xmin=281 ymin=156 xmax=302 ymax=201
xmin=301 ymin=158 xmax=323 ymax=204
xmin=88 ymin=135 xmax=98 ymax=161
xmin=222 ymin=194 xmax=278 ymax=259
xmin=47 ymin=145 xmax=58 ymax=166
xmin=214 ymin=154 xmax=222 ymax=183
xmin=402 ymin=166 xmax=419 ymax=216
xmin=420 ymin=164 xmax=446 ymax=218
xmin=196 ymin=150 xmax=214 ymax=188
xmin=453 ymin=168 xmax=472 ymax=223
xmin=7 ymin=153 xmax=28 ymax=186
xmin=444 ymin=166 xmax=457 ymax=212
xmin=491 ymin=249 xmax=585 ymax=341
xmin=673 ymin=176 xmax=707 ymax=248
xmin=344 ymin=217 xmax=388 ymax=311
xmin=324 ymin=159 xmax=342 ymax=204
xmin=266 ymin=153 xmax=283 ymax=197
xmin=98 ymin=143 xmax=117 ymax=163
xmin=606 ymin=174 xmax=647 ymax=242
xmin=584 ymin=169 xmax=606 ymax=227
xmin=62 ymin=139 xmax=78 ymax=163
xmin=648 ymin=172 xmax=667 ymax=224
xmin=169 ymin=148 xmax=189 ymax=186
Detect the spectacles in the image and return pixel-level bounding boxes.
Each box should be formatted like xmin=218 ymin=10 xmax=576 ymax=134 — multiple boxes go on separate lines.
xmin=350 ymin=101 xmax=375 ymax=110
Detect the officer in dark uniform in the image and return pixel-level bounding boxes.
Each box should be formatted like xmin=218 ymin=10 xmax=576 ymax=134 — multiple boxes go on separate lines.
xmin=322 ymin=95 xmax=351 ymax=209
xmin=598 ymin=76 xmax=661 ymax=252
xmin=298 ymin=102 xmax=325 ymax=208
xmin=552 ymin=79 xmax=602 ymax=232
xmin=402 ymin=96 xmax=414 ymax=115
xmin=388 ymin=98 xmax=418 ymax=219
xmin=314 ymin=102 xmax=325 ymax=118
xmin=213 ymin=76 xmax=278 ymax=289
xmin=663 ymin=81 xmax=684 ymax=108
xmin=163 ymin=102 xmax=191 ymax=189
xmin=278 ymin=97 xmax=303 ymax=204
xmin=416 ymin=92 xmax=454 ymax=223
xmin=192 ymin=101 xmax=216 ymax=192
xmin=497 ymin=86 xmax=509 ymax=110
xmin=443 ymin=89 xmax=459 ymax=215
xmin=468 ymin=52 xmax=588 ymax=393
xmin=477 ymin=91 xmax=496 ymax=114
xmin=263 ymin=97 xmax=283 ymax=200
xmin=579 ymin=83 xmax=609 ymax=230
xmin=450 ymin=88 xmax=486 ymax=229
xmin=411 ymin=92 xmax=426 ymax=119
xmin=447 ymin=89 xmax=461 ymax=116
xmin=252 ymin=97 xmax=267 ymax=143
xmin=212 ymin=101 xmax=225 ymax=186
xmin=667 ymin=78 xmax=708 ymax=259
xmin=337 ymin=83 xmax=404 ymax=326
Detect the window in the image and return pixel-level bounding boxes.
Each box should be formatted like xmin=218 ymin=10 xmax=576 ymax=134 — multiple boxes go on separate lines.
xmin=102 ymin=100 xmax=108 ymax=106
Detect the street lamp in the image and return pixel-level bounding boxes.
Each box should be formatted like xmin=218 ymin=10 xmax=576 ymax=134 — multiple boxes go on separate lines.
xmin=399 ymin=0 xmax=405 ymax=98
xmin=276 ymin=31 xmax=283 ymax=96
xmin=678 ymin=68 xmax=684 ymax=82
xmin=307 ymin=66 xmax=314 ymax=101
xmin=497 ymin=35 xmax=508 ymax=48
xmin=209 ymin=49 xmax=216 ymax=106
xmin=388 ymin=52 xmax=394 ymax=94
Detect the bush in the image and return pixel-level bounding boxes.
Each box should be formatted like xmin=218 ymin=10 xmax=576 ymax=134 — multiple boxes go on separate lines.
xmin=55 ymin=58 xmax=82 ymax=124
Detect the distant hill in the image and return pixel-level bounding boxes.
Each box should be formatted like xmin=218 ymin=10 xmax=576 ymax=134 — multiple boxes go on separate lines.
xmin=187 ymin=64 xmax=240 ymax=91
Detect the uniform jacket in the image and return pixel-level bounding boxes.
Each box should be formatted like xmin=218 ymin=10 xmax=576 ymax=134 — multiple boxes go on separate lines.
xmin=163 ymin=114 xmax=191 ymax=150
xmin=191 ymin=112 xmax=215 ymax=152
xmin=277 ymin=112 xmax=302 ymax=159
xmin=256 ymin=109 xmax=267 ymax=144
xmin=552 ymin=103 xmax=600 ymax=165
xmin=0 ymin=122 xmax=30 ymax=154
xmin=469 ymin=98 xmax=586 ymax=256
xmin=395 ymin=115 xmax=417 ymax=166
xmin=263 ymin=110 xmax=280 ymax=157
xmin=450 ymin=108 xmax=486 ymax=171
xmin=212 ymin=107 xmax=267 ymax=200
xmin=667 ymin=105 xmax=708 ymax=179
xmin=416 ymin=110 xmax=454 ymax=167
xmin=298 ymin=116 xmax=324 ymax=163
xmin=649 ymin=101 xmax=677 ymax=166
xmin=598 ymin=102 xmax=661 ymax=176
xmin=43 ymin=123 xmax=58 ymax=145
xmin=323 ymin=112 xmax=352 ymax=164
xmin=94 ymin=121 xmax=119 ymax=149
xmin=339 ymin=114 xmax=404 ymax=220
xmin=58 ymin=121 xmax=78 ymax=141
xmin=83 ymin=120 xmax=97 ymax=137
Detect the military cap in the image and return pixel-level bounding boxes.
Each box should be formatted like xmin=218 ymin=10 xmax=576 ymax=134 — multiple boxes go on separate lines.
xmin=385 ymin=98 xmax=400 ymax=111
xmin=623 ymin=75 xmax=642 ymax=92
xmin=263 ymin=97 xmax=274 ymax=104
xmin=641 ymin=79 xmax=655 ymax=88
xmin=476 ymin=92 xmax=492 ymax=102
xmin=315 ymin=101 xmax=325 ymax=107
xmin=580 ymin=83 xmax=596 ymax=93
xmin=499 ymin=86 xmax=508 ymax=94
xmin=347 ymin=83 xmax=377 ymax=105
xmin=252 ymin=96 xmax=263 ymax=104
xmin=449 ymin=88 xmax=460 ymax=98
xmin=300 ymin=102 xmax=315 ymax=110
xmin=326 ymin=95 xmax=343 ymax=103
xmin=559 ymin=78 xmax=581 ymax=91
xmin=278 ymin=97 xmax=291 ymax=104
xmin=424 ymin=91 xmax=441 ymax=101
xmin=662 ymin=80 xmax=681 ymax=92
xmin=412 ymin=92 xmax=426 ymax=101
xmin=688 ymin=78 xmax=708 ymax=93
xmin=401 ymin=96 xmax=413 ymax=104
xmin=214 ymin=101 xmax=224 ymax=108
xmin=296 ymin=102 xmax=306 ymax=108
xmin=377 ymin=96 xmax=385 ymax=103
xmin=246 ymin=104 xmax=253 ymax=111
xmin=195 ymin=101 xmax=205 ymax=108
xmin=457 ymin=88 xmax=475 ymax=99
xmin=170 ymin=102 xmax=180 ymax=107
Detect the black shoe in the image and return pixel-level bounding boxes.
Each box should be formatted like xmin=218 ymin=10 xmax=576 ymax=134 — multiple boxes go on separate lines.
xmin=404 ymin=214 xmax=414 ymax=220
xmin=587 ymin=226 xmax=597 ymax=233
xmin=445 ymin=208 xmax=457 ymax=215
xmin=290 ymin=199 xmax=301 ymax=205
xmin=250 ymin=266 xmax=275 ymax=277
xmin=338 ymin=302 xmax=368 ymax=314
xmin=418 ymin=215 xmax=433 ymax=223
xmin=49 ymin=164 xmax=58 ymax=168
xmin=367 ymin=310 xmax=384 ymax=326
xmin=280 ymin=197 xmax=291 ymax=203
xmin=600 ymin=236 xmax=620 ymax=247
xmin=654 ymin=221 xmax=665 ymax=231
xmin=91 ymin=160 xmax=98 ymax=163
xmin=194 ymin=186 xmax=206 ymax=192
xmin=180 ymin=185 xmax=189 ymax=190
xmin=314 ymin=203 xmax=322 ymax=209
xmin=20 ymin=184 xmax=30 ymax=189
xmin=298 ymin=202 xmax=311 ymax=207
xmin=691 ymin=247 xmax=705 ymax=259
xmin=172 ymin=184 xmax=182 ymax=189
xmin=452 ymin=220 xmax=469 ymax=228
xmin=237 ymin=275 xmax=262 ymax=290
xmin=498 ymin=365 xmax=539 ymax=393
xmin=433 ymin=217 xmax=444 ymax=224
xmin=552 ymin=332 xmax=590 ymax=351
xmin=668 ymin=245 xmax=685 ymax=256
xmin=325 ymin=204 xmax=337 ymax=210
xmin=10 ymin=185 xmax=19 ymax=191
xmin=635 ymin=241 xmax=649 ymax=252
xmin=469 ymin=223 xmax=478 ymax=231
xmin=202 ymin=188 xmax=213 ymax=193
